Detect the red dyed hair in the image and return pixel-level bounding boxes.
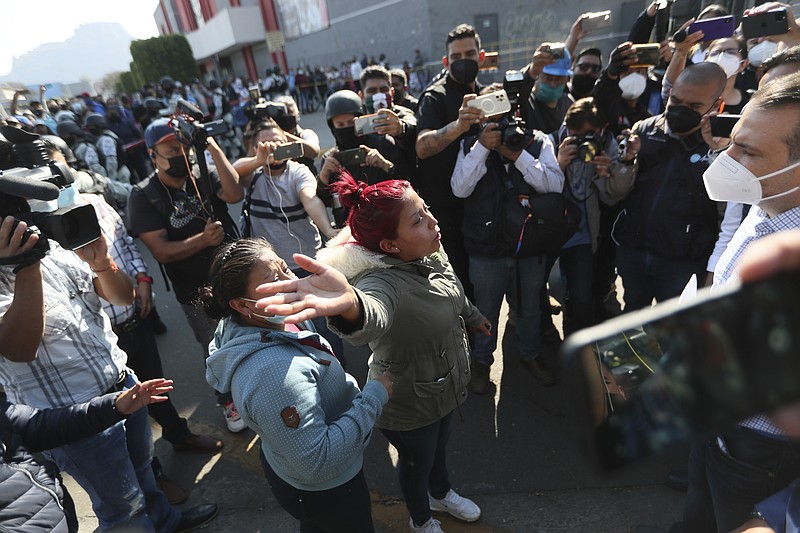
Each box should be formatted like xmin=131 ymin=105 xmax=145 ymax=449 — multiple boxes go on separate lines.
xmin=330 ymin=172 xmax=412 ymax=254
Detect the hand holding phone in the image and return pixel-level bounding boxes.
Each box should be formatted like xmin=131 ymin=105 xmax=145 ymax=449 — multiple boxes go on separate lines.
xmin=272 ymin=142 xmax=303 ymax=161
xmin=335 ymin=147 xmax=368 ymax=167
xmin=354 ymin=114 xmax=381 ymax=137
xmin=467 ymin=90 xmax=512 ymax=117
xmin=564 ymin=270 xmax=800 ymax=471
xmin=742 ymin=8 xmax=790 ymax=39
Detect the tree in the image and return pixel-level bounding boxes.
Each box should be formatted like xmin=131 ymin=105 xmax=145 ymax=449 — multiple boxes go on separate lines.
xmin=130 ymin=34 xmax=199 ymax=85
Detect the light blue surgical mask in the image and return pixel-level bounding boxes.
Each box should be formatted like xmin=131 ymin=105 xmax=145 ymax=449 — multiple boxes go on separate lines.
xmin=536 ymin=82 xmax=565 ymax=103
xmin=238 ymin=296 xmax=287 ymax=325
xmin=57 ymin=185 xmax=78 ymax=208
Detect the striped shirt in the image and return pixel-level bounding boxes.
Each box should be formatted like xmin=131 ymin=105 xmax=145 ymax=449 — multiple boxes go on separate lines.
xmin=713 ymin=203 xmax=800 ymax=435
xmin=245 ymin=161 xmax=321 ymax=270
xmin=0 ymin=245 xmax=127 ymax=409
xmin=80 ymin=194 xmax=148 ymax=326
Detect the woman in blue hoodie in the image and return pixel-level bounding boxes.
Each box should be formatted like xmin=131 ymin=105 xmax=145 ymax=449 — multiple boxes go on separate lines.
xmin=201 ymin=237 xmax=392 ymax=533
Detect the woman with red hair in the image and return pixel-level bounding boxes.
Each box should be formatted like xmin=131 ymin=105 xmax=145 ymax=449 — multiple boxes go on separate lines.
xmin=255 ymin=172 xmax=490 ymax=533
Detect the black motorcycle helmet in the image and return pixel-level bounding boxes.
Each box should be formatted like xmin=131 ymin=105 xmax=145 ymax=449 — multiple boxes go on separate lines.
xmin=324 ymin=90 xmax=363 ymax=125
xmin=84 ymin=113 xmax=107 ymax=133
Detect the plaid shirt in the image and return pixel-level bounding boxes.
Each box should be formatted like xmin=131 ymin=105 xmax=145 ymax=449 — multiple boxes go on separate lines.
xmin=0 ymin=245 xmax=127 ymax=409
xmin=713 ymin=203 xmax=800 ymax=436
xmin=81 ymin=194 xmax=148 ymax=325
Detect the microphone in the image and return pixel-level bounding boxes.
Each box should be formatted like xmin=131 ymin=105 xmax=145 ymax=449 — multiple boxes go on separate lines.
xmin=0 ymin=168 xmax=61 ymax=201
xmin=177 ymin=99 xmax=204 ymax=121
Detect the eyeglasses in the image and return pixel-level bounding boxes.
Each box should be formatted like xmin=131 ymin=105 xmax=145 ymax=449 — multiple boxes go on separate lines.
xmin=575 ymin=64 xmax=602 ymax=73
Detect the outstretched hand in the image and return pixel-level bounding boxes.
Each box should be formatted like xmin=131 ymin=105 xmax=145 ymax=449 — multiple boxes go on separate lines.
xmin=256 ymin=253 xmax=361 ymax=324
xmin=114 ymin=378 xmax=174 ymax=415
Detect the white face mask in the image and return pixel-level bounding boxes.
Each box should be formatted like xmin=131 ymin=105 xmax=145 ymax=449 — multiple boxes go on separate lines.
xmin=703 ymin=151 xmax=800 ymax=204
xmin=619 ymin=72 xmax=648 ymax=100
xmin=706 ymin=51 xmax=742 ymax=78
xmin=748 ymin=40 xmax=778 ymax=67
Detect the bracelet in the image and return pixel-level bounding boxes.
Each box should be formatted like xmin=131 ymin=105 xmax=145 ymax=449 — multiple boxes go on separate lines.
xmin=92 ymin=259 xmax=119 ymax=274
xmin=135 ymin=275 xmax=153 ymax=284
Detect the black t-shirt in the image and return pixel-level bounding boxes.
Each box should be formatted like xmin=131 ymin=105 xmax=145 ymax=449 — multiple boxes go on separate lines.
xmin=128 ymin=167 xmax=237 ymax=304
xmin=416 ymin=75 xmax=483 ymax=209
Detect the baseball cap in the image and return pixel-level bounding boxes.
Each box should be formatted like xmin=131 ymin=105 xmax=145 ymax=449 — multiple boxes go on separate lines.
xmin=542 ymin=46 xmax=573 ymax=77
xmin=145 ymin=118 xmax=177 ymax=149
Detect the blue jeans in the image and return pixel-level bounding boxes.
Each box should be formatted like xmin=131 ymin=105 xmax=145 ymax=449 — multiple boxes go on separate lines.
xmin=380 ymin=411 xmax=454 ymax=527
xmin=180 ymin=302 xmax=231 ymax=404
xmin=616 ymin=246 xmax=706 ymax=312
xmin=469 ymin=255 xmax=546 ymax=366
xmin=673 ymin=428 xmax=800 ymax=533
xmin=559 ymin=244 xmax=596 ymax=333
xmin=45 ymin=371 xmax=180 ymax=532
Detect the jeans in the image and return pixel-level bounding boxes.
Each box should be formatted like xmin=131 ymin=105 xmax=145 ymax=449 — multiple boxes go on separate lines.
xmin=616 ymin=246 xmax=706 ymax=312
xmin=45 ymin=371 xmax=180 ymax=532
xmin=381 ymin=411 xmax=454 ymax=527
xmin=470 ymin=255 xmax=545 ymax=366
xmin=260 ymin=451 xmax=374 ymax=533
xmin=674 ymin=428 xmax=800 ymax=533
xmin=179 ymin=303 xmax=231 ymax=404
xmin=114 ymin=318 xmax=191 ymax=444
xmin=559 ymin=244 xmax=596 ymax=334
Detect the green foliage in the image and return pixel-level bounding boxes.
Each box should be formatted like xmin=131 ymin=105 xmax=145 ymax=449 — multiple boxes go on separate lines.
xmin=130 ymin=34 xmax=199 ymax=85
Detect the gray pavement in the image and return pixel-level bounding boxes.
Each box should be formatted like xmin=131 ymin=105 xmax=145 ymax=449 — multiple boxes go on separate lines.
xmin=67 ymin=107 xmax=685 ymax=532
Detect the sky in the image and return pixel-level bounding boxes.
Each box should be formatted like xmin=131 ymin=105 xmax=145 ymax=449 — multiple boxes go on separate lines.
xmin=0 ymin=0 xmax=161 ymax=75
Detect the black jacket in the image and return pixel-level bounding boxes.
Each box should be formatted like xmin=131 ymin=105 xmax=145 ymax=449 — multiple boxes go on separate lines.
xmin=0 ymin=393 xmax=124 ymax=532
xmin=612 ymin=115 xmax=719 ymax=260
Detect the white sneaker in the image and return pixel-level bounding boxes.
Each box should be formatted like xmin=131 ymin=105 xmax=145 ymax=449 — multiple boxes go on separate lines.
xmin=222 ymin=401 xmax=246 ymax=433
xmin=429 ymin=489 xmax=481 ymax=522
xmin=409 ymin=517 xmax=444 ymax=532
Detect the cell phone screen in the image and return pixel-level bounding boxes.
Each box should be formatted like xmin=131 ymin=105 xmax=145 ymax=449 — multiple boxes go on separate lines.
xmin=564 ymin=271 xmax=800 ymax=471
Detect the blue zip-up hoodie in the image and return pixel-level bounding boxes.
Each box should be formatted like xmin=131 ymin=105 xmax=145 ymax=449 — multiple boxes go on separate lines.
xmin=206 ymin=318 xmax=388 ymax=491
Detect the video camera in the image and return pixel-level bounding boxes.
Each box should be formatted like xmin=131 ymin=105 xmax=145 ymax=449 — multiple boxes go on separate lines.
xmin=0 ymin=126 xmax=101 ymax=270
xmin=171 ymin=99 xmax=229 ymax=147
xmin=243 ymin=86 xmax=294 ymax=132
xmin=494 ymin=69 xmax=530 ymax=152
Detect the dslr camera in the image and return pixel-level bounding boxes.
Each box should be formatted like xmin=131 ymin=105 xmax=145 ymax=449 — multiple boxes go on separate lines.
xmin=493 ymin=69 xmax=531 ymax=152
xmin=0 ymin=126 xmax=101 ymax=270
xmin=572 ymin=134 xmax=603 ymax=163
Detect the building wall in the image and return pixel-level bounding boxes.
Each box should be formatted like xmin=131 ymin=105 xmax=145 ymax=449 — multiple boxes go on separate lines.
xmin=281 ymin=0 xmax=646 ymax=75
xmin=282 ymin=0 xmax=432 ymax=70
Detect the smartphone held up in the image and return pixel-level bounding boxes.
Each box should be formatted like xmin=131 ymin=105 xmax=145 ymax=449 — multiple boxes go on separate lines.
xmin=563 ymin=271 xmax=800 ymax=471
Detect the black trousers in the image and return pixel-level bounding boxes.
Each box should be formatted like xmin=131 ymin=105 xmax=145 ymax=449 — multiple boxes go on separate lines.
xmin=260 ymin=451 xmax=375 ymax=533
xmin=114 ymin=317 xmax=191 ymax=444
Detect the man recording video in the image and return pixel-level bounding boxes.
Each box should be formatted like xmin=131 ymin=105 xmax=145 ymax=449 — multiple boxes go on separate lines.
xmin=0 ymin=209 xmax=217 ymax=530
xmin=127 ymin=117 xmax=246 ymax=433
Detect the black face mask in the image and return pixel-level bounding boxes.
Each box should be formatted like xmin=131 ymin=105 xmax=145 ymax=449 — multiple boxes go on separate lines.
xmin=449 ymin=59 xmax=479 ymax=85
xmin=665 ymin=105 xmax=703 ymax=135
xmin=332 ymin=125 xmax=359 ymax=150
xmin=571 ymin=74 xmax=597 ymax=97
xmin=163 ymin=154 xmax=190 ymax=178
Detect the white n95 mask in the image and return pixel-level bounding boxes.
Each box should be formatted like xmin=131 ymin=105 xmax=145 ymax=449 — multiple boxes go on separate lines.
xmin=703 ymin=151 xmax=800 ymax=204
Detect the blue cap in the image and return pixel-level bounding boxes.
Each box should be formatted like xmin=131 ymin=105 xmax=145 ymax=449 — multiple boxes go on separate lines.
xmin=543 ymin=48 xmax=573 ymax=77
xmin=144 ymin=118 xmax=176 ymax=150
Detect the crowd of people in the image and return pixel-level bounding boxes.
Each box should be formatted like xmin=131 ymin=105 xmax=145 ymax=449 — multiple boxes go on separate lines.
xmin=2 ymin=1 xmax=800 ymax=532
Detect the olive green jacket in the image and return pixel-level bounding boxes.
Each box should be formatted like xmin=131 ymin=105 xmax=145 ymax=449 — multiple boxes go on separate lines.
xmin=318 ymin=228 xmax=485 ymax=431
